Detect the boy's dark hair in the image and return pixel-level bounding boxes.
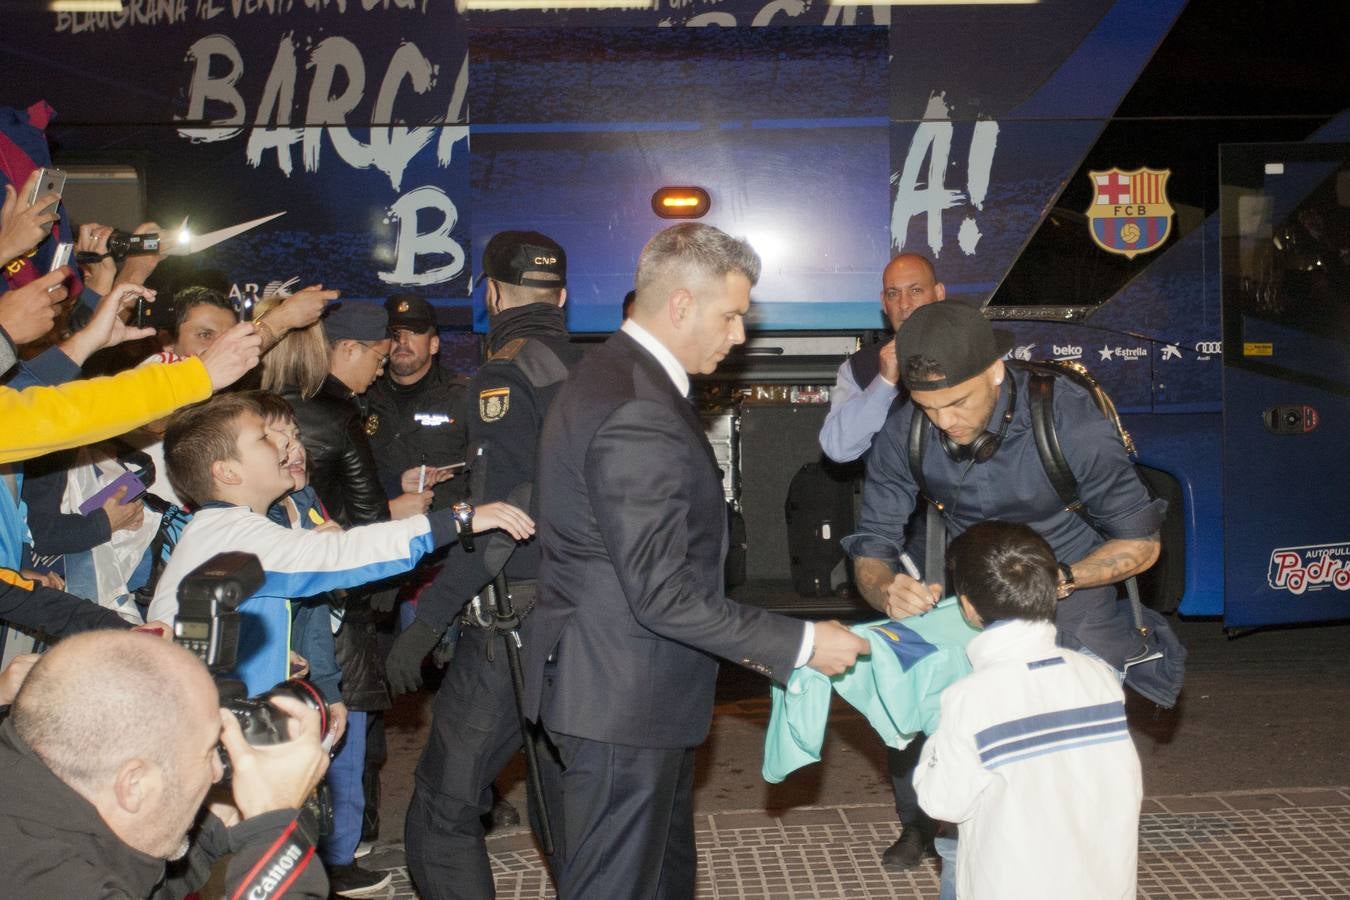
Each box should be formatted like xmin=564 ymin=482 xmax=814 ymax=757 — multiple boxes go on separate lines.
xmin=164 ymin=394 xmax=263 ymax=507
xmin=171 ymin=286 xmax=239 ymax=337
xmin=247 ymin=390 xmax=298 ymax=427
xmin=946 ymin=520 xmax=1058 ymax=624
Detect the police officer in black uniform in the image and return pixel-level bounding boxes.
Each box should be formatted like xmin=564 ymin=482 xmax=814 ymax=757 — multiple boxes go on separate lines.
xmin=365 ymin=293 xmax=471 ymax=511
xmin=394 ymin=231 xmax=582 ymax=900
xmin=360 ymin=293 xmax=471 ymax=848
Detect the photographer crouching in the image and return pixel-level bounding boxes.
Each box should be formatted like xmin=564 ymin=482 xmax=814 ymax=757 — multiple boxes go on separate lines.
xmin=0 ymin=629 xmax=331 ymax=898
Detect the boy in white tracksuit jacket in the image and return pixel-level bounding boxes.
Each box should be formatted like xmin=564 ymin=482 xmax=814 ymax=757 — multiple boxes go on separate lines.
xmin=149 ymin=394 xmax=533 ymax=695
xmin=914 ymin=521 xmax=1141 ymax=900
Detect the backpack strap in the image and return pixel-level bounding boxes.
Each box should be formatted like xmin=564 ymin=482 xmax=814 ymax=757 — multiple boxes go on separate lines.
xmin=134 ymin=504 xmax=191 ymax=605
xmin=1027 ymin=370 xmax=1085 ymax=517
xmin=907 ymin=408 xmax=932 ymax=505
xmin=906 ymin=411 xmax=946 ymax=590
xmin=1024 ymin=362 xmax=1149 ymax=638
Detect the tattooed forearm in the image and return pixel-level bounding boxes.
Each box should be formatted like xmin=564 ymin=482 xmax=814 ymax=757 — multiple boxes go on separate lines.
xmin=853 ymin=557 xmax=895 ymax=614
xmin=1066 ymin=533 xmax=1161 ymax=589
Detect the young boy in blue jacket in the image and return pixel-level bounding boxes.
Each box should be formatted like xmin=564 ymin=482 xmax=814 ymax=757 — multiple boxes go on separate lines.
xmin=148 ymin=393 xmax=533 ymax=696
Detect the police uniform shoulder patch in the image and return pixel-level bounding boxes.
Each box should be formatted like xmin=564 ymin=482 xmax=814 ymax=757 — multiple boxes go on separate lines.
xmin=479 ymin=387 xmax=510 ymax=422
xmin=364 ymin=413 xmax=380 ymax=436
xmin=488 ymin=338 xmax=527 ymax=362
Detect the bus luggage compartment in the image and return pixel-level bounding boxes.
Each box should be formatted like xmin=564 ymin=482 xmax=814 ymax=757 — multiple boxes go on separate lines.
xmin=695 ymin=334 xmax=873 ymax=617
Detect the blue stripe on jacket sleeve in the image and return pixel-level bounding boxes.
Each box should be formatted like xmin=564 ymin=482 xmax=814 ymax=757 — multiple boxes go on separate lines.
xmin=985 ymin=732 xmax=1132 ymax=771
xmin=979 ymin=717 xmax=1129 ymax=766
xmin=975 ymin=700 xmax=1124 ymax=749
xmin=258 ymin=531 xmax=437 ymax=600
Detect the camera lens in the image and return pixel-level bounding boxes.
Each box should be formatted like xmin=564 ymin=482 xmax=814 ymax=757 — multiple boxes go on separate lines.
xmin=216 ymin=679 xmax=329 ymax=786
xmin=264 ymin=678 xmax=330 ymax=738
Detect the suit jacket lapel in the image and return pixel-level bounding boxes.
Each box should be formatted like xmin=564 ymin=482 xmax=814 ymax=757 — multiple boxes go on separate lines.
xmin=610 ymin=331 xmax=720 ymax=473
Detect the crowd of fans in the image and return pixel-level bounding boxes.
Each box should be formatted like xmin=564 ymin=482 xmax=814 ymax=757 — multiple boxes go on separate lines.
xmin=0 ymin=126 xmax=1155 ymax=899
xmin=0 ymin=151 xmax=541 ymax=896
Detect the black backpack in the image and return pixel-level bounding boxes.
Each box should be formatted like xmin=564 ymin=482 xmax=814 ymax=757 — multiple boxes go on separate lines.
xmin=785 ymin=462 xmax=854 ymax=597
xmin=908 ymin=359 xmax=1186 ymax=708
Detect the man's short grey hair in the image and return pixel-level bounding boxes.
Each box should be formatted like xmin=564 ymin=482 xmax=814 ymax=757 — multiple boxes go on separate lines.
xmin=13 ymin=632 xmax=199 ymax=796
xmin=634 ymin=223 xmax=762 ymax=302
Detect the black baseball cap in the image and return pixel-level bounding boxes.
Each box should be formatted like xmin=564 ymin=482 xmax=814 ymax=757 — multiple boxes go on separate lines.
xmin=385 ymin=293 xmax=436 ymax=333
xmin=896 ymin=302 xmax=1012 ymax=391
xmin=323 ymin=302 xmax=388 ymax=342
xmin=482 ymin=231 xmax=567 ymax=288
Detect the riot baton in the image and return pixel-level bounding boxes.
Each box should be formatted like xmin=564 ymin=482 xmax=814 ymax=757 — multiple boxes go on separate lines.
xmin=488 ymin=570 xmax=555 ymax=855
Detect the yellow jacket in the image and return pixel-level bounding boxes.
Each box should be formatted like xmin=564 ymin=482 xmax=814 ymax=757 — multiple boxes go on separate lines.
xmin=0 ymin=358 xmax=212 ymax=465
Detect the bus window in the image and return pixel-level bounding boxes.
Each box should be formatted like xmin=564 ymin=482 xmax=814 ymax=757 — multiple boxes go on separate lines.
xmin=989 ymin=116 xmax=1337 ymax=312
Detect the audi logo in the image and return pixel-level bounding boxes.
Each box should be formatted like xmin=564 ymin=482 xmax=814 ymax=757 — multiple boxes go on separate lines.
xmin=1194 ymin=341 xmax=1223 ymax=355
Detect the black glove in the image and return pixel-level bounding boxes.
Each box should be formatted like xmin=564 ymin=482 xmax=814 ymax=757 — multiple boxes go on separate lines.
xmin=368 ymin=585 xmax=400 ymax=614
xmin=386 ymin=619 xmax=442 ymax=696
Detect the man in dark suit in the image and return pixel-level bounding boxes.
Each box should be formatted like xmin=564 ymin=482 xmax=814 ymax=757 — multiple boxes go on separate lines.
xmin=524 ymin=223 xmax=870 ymax=899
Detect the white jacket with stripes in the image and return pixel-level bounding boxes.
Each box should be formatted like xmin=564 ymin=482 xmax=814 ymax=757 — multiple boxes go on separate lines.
xmin=914 ymin=618 xmax=1142 ymax=899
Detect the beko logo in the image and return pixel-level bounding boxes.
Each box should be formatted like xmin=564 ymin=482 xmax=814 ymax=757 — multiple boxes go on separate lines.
xmin=1052 ymin=344 xmax=1082 ymax=359
xmin=1194 ymin=341 xmax=1223 ymax=356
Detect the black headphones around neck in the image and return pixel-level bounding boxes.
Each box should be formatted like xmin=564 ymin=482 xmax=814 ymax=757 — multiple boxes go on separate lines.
xmin=938 ymin=367 xmax=1016 ymax=464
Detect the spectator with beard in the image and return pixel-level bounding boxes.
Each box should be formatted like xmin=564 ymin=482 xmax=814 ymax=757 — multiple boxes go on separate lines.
xmin=818 ymin=252 xmax=948 ymax=871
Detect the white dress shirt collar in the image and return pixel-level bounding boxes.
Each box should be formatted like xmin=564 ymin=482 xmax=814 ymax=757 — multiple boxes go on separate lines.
xmin=621 ymin=318 xmax=690 ymax=397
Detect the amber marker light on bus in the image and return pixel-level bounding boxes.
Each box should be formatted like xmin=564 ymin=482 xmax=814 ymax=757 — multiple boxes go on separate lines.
xmin=653 ymin=187 xmax=711 ymax=219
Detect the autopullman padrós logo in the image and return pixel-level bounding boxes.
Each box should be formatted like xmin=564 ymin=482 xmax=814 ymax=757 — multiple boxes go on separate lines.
xmin=1267 ymin=542 xmax=1350 ymax=595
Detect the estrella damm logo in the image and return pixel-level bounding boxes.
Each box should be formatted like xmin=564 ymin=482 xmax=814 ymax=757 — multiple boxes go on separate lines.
xmin=1086 ymin=167 xmax=1174 ymax=259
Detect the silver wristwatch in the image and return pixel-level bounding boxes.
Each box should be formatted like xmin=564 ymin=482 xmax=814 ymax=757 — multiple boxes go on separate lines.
xmin=453 ymin=501 xmax=475 ymax=552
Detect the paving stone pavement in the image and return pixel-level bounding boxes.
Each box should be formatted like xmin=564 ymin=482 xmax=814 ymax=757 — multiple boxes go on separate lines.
xmin=365 ymin=787 xmax=1350 ymax=899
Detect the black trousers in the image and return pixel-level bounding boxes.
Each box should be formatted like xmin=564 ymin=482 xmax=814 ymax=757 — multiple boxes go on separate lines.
xmin=547 ymin=730 xmax=697 ymax=900
xmin=405 ymin=626 xmax=557 ymax=900
xmin=362 ymin=711 xmax=385 ymax=841
xmin=888 ymin=733 xmax=936 ymax=833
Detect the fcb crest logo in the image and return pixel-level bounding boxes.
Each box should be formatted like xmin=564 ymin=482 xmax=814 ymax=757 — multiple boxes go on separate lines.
xmin=1086 ymin=167 xmax=1174 ymax=259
